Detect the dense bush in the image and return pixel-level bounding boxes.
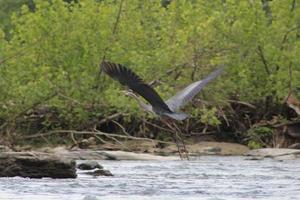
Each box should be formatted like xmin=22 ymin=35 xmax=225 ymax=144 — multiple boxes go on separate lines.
xmin=0 ymin=0 xmax=299 ymax=137
xmin=0 ymin=0 xmax=35 ymax=39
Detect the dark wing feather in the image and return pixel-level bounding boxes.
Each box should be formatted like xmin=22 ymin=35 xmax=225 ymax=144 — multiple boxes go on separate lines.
xmin=101 ymin=61 xmax=172 ymax=113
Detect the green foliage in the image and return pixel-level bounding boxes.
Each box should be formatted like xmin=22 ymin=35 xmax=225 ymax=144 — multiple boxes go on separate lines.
xmin=246 ymin=126 xmax=274 ymax=149
xmin=0 ymin=0 xmax=300 ymax=132
xmin=247 ymin=140 xmax=263 ymax=150
xmin=199 ymin=107 xmax=221 ymax=126
xmin=0 ymin=0 xmax=35 ymax=39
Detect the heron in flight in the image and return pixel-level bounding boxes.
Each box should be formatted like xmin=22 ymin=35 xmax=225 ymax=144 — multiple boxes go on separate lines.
xmin=101 ymin=61 xmax=224 ymax=159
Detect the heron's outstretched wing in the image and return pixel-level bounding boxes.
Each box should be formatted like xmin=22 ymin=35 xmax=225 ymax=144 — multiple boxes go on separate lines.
xmin=101 ymin=61 xmax=172 ymax=113
xmin=166 ymin=66 xmax=224 ymax=111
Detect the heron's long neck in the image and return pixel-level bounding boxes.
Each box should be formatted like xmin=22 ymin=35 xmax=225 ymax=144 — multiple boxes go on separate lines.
xmin=130 ymin=94 xmax=152 ymax=112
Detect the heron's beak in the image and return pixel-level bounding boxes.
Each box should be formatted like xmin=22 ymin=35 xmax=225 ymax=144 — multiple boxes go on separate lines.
xmin=122 ymin=90 xmax=133 ymax=97
xmin=123 ymin=90 xmax=130 ymax=96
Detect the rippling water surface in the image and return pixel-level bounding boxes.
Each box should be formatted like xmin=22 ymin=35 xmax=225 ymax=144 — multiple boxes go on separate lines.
xmin=0 ymin=156 xmax=299 ymax=200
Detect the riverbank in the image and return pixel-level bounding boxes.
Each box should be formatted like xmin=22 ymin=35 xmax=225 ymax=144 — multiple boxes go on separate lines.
xmin=2 ymin=141 xmax=249 ymax=157
xmin=2 ymin=141 xmax=300 ymax=161
xmin=1 ymin=142 xmax=300 ymax=179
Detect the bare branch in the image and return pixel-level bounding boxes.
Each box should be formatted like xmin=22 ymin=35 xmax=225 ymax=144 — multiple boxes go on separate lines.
xmin=98 ymin=113 xmax=128 ymax=125
xmin=257 ymin=45 xmax=270 ymax=75
xmin=21 ymin=129 xmax=175 ymax=145
xmin=99 ymin=0 xmax=124 ymax=64
xmin=283 ymin=62 xmax=293 ymax=104
xmin=138 ymin=117 xmax=176 ymax=134
xmin=227 ymin=99 xmax=257 ymax=109
xmin=112 ymin=120 xmax=131 ymax=137
xmin=280 ymin=26 xmax=299 ymax=51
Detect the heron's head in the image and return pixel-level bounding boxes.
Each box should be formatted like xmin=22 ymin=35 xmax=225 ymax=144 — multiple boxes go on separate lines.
xmin=122 ymin=90 xmax=137 ymax=98
xmin=122 ymin=89 xmax=152 ymax=112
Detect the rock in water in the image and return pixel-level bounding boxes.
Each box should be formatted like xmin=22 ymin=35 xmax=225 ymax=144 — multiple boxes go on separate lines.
xmin=77 ymin=161 xmax=103 ymax=170
xmin=0 ymin=152 xmax=77 ymax=178
xmin=288 ymin=143 xmax=300 ymax=149
xmin=0 ymin=145 xmax=11 ymax=152
xmin=84 ymin=169 xmax=113 ymax=177
xmin=245 ymin=148 xmax=300 ymax=159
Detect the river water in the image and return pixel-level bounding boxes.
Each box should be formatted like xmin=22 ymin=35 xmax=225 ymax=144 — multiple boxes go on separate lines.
xmin=0 ymin=156 xmax=299 ymax=200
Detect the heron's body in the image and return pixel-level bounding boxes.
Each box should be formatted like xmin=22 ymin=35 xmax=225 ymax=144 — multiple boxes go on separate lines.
xmin=101 ymin=61 xmax=223 ymax=121
xmin=101 ymin=61 xmax=224 ymax=160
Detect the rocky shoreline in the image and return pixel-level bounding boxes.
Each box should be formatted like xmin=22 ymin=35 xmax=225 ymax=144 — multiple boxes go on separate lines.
xmin=0 ymin=142 xmax=299 ymax=179
xmin=41 ymin=141 xmax=251 ymax=158
xmin=245 ymin=148 xmax=300 ymax=160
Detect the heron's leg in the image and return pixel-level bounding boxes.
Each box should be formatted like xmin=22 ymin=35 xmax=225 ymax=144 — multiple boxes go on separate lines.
xmin=171 ymin=133 xmax=184 ymax=160
xmin=165 ymin=120 xmax=190 ymax=160
xmin=164 ymin=120 xmax=184 ymax=160
xmin=171 ymin=121 xmax=190 ymax=160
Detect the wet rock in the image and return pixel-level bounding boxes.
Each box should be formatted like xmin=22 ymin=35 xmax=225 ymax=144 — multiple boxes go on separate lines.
xmin=38 ymin=142 xmax=250 ymax=160
xmin=100 ymin=151 xmax=179 ymax=160
xmin=202 ymin=147 xmax=222 ymax=154
xmin=288 ymin=143 xmax=300 ymax=149
xmin=85 ymin=169 xmax=113 ymax=177
xmin=40 ymin=147 xmax=177 ymax=161
xmin=0 ymin=145 xmax=11 ymax=152
xmin=0 ymin=152 xmax=76 ymax=178
xmin=244 ymin=156 xmax=264 ymax=161
xmin=274 ymin=154 xmax=297 ymax=161
xmin=43 ymin=147 xmax=107 ymax=160
xmin=245 ymin=148 xmax=300 ymax=159
xmin=163 ymin=142 xmax=249 ymax=156
xmin=78 ymin=137 xmax=96 ymax=149
xmin=77 ymin=161 xmax=103 ymax=170
xmin=13 ymin=145 xmax=32 ymax=152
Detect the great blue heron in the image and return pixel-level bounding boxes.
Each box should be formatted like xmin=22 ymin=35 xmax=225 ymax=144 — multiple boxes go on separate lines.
xmin=101 ymin=61 xmax=224 ymax=159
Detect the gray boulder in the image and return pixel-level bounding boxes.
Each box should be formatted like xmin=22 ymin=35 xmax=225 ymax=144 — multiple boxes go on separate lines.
xmin=288 ymin=143 xmax=300 ymax=149
xmin=77 ymin=161 xmax=103 ymax=170
xmin=100 ymin=151 xmax=179 ymax=160
xmin=245 ymin=148 xmax=300 ymax=159
xmin=0 ymin=145 xmax=11 ymax=152
xmin=84 ymin=169 xmax=113 ymax=177
xmin=0 ymin=152 xmax=76 ymax=178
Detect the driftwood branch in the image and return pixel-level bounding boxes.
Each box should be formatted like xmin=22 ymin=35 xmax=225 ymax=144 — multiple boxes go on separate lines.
xmin=227 ymin=99 xmax=257 ymax=109
xmin=138 ymin=117 xmax=176 ymax=134
xmin=21 ymin=129 xmax=175 ymax=145
xmin=273 ymin=120 xmax=300 ymax=128
xmin=112 ymin=120 xmax=131 ymax=136
xmin=98 ymin=113 xmax=127 ymax=125
xmin=100 ymin=131 xmax=130 ymax=151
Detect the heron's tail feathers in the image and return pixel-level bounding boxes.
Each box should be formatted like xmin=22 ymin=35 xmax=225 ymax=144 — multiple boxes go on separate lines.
xmin=164 ymin=112 xmax=189 ymax=121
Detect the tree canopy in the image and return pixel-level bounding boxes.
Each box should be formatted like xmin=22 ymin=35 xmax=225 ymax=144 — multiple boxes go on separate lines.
xmin=0 ymin=0 xmax=299 ymax=147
